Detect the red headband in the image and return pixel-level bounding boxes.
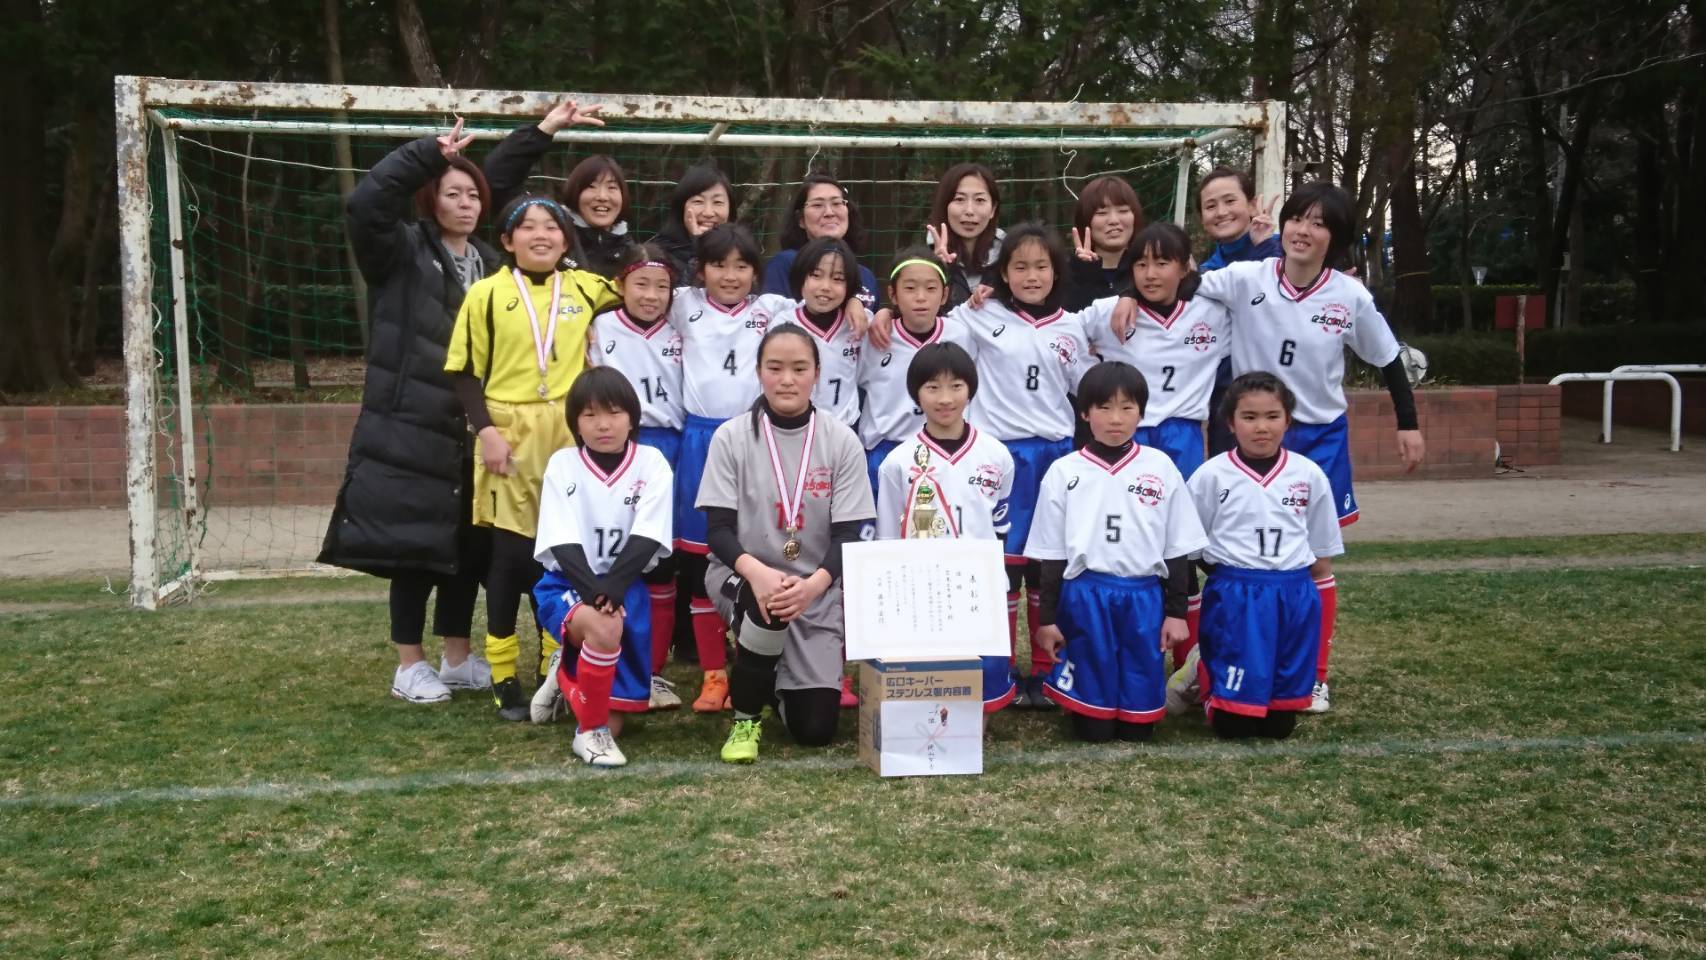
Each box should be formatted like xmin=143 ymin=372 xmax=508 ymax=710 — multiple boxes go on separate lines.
xmin=620 ymin=259 xmax=674 ymax=281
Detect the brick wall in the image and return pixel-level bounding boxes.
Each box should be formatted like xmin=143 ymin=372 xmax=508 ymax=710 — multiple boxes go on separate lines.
xmin=2 ymin=388 xmax=1562 ymax=510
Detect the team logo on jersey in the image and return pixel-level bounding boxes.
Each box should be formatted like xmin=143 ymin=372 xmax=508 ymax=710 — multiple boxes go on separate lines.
xmin=805 ymin=465 xmax=834 ymax=499
xmin=744 ymin=316 xmax=770 ymax=332
xmin=969 ymin=464 xmax=1003 ymax=495
xmin=688 ymin=310 xmax=704 ymax=323
xmin=662 ymin=335 xmax=684 ymax=362
xmin=992 ymin=324 xmax=1007 ymax=338
xmin=1250 ymin=294 xmax=1266 ymax=305
xmin=1127 ymin=473 xmax=1165 ymax=507
xmin=623 ymin=478 xmax=648 ymax=509
xmin=1049 ymin=335 xmax=1079 ymax=366
xmin=1218 ymin=488 xmax=1230 ymax=503
xmin=1184 ymin=322 xmax=1219 ymax=353
xmin=880 ymin=353 xmax=894 ymax=367
xmin=841 ymin=345 xmax=861 ymax=360
xmin=1281 ymin=481 xmax=1311 ymax=515
xmin=1310 ymin=303 xmax=1353 ymax=336
xmin=506 ymin=297 xmax=520 ymax=311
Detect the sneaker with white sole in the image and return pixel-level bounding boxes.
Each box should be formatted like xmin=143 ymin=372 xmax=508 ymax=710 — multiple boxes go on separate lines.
xmin=437 ymin=654 xmax=491 ymax=691
xmin=648 ymin=675 xmax=682 ymax=710
xmin=531 ymin=648 xmax=564 ymax=724
xmin=571 ymin=725 xmax=627 ymax=767
xmin=1306 ymin=681 xmax=1331 ymax=714
xmin=391 ymin=661 xmax=451 ymax=704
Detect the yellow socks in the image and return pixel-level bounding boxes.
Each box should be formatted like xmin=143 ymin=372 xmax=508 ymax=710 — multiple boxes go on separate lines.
xmin=539 ymin=628 xmax=561 ymax=683
xmin=486 ymin=633 xmax=519 ymax=685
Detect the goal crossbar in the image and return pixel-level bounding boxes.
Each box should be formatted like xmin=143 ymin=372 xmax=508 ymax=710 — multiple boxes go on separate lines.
xmin=114 ymin=75 xmax=1286 ymax=609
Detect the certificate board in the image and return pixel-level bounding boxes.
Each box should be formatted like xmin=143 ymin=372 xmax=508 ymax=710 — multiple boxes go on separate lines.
xmin=842 ymin=538 xmax=1009 ymax=660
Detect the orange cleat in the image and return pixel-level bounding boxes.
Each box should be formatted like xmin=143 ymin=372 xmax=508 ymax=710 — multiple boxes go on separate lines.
xmin=693 ymin=669 xmax=730 ymax=713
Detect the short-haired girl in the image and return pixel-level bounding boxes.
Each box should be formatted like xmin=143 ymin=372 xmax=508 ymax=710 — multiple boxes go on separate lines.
xmin=445 ymin=193 xmax=620 ymax=720
xmin=696 ymin=326 xmax=876 ymax=762
xmin=1186 ymin=372 xmax=1342 ymax=739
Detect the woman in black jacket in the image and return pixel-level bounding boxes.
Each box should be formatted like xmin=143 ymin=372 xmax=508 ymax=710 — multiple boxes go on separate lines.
xmin=652 ymin=164 xmax=737 ymax=278
xmin=483 ymin=99 xmax=633 ymax=277
xmin=1064 ymin=175 xmax=1146 ymax=311
xmin=319 ymin=121 xmax=501 ymax=704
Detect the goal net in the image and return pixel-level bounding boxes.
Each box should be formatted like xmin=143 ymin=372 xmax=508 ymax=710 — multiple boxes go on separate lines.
xmin=115 ymin=76 xmax=1286 ymax=608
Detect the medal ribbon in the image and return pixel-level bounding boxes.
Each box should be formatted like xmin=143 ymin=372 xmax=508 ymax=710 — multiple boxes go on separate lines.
xmin=902 ymin=466 xmax=961 ymax=538
xmin=761 ymin=411 xmax=816 ymax=533
xmin=511 ymin=268 xmax=563 ymax=392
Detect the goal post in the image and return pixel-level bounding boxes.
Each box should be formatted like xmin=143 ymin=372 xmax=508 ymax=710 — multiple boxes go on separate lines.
xmin=114 ymin=74 xmax=1287 ymax=609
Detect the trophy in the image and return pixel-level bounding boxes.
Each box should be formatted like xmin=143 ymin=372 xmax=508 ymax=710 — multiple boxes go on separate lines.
xmin=908 ymin=443 xmax=950 ymax=539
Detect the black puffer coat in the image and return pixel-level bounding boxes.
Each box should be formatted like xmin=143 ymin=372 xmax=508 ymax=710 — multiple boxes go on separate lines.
xmin=318 ymin=137 xmax=500 ymax=577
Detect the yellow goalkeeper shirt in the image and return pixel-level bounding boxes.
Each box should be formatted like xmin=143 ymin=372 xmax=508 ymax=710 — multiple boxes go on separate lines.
xmin=445 ymin=267 xmax=620 ymax=403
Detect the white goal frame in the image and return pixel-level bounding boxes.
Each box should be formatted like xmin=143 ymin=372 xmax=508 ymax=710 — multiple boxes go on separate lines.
xmin=114 ymin=74 xmax=1286 ymax=609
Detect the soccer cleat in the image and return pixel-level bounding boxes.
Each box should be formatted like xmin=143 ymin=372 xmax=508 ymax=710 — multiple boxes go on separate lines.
xmin=1307 ymin=681 xmax=1331 ymax=714
xmin=1026 ymin=674 xmax=1057 ymax=711
xmin=1165 ymin=646 xmax=1203 ymax=717
xmin=491 ymin=677 xmax=530 ymax=722
xmin=720 ymin=717 xmax=763 ymax=763
xmin=437 ymin=654 xmax=492 ymax=691
xmin=839 ymin=673 xmax=859 ymax=709
xmin=391 ymin=661 xmax=452 ymax=704
xmin=693 ymin=669 xmax=730 ymax=713
xmin=531 ymin=647 xmax=564 ymax=724
xmin=571 ymin=726 xmax=628 ymax=767
xmin=648 ymin=675 xmax=683 ymax=711
xmin=1009 ymin=669 xmax=1034 ymax=709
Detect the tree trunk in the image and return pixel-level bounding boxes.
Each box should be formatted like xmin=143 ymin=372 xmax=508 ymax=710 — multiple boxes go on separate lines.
xmin=325 ymin=0 xmax=369 ymax=347
xmin=0 ymin=0 xmax=75 ymax=391
xmin=393 ymin=0 xmax=445 ymax=86
xmin=449 ymin=0 xmax=506 ymax=87
xmin=1384 ymin=115 xmax=1432 ymax=335
xmin=75 ymin=165 xmax=116 ymax=374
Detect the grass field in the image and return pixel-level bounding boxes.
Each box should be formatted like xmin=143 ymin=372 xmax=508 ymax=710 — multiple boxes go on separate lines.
xmin=2 ymin=534 xmax=1704 ymax=958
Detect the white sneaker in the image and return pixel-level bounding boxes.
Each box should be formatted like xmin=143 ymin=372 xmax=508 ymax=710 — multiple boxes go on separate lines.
xmin=572 ymin=725 xmax=627 ymax=767
xmin=531 ymin=648 xmax=564 ymax=724
xmin=1307 ymin=681 xmax=1331 ymax=714
xmin=437 ymin=654 xmax=492 ymax=691
xmin=391 ymin=661 xmax=451 ymax=704
xmin=648 ymin=675 xmax=683 ymax=710
xmin=1164 ymin=646 xmax=1203 ymax=717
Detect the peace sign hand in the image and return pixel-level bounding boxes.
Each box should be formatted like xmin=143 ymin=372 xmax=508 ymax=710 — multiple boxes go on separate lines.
xmin=539 ymin=98 xmax=607 ymax=135
xmin=1249 ymin=193 xmax=1280 ymax=244
xmin=436 ymin=116 xmax=475 ymax=160
xmin=926 ymin=222 xmax=958 ymax=264
xmin=1070 ymin=226 xmax=1098 ymax=262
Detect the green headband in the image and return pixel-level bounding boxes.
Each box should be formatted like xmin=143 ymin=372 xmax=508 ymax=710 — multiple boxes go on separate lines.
xmin=890 ymin=258 xmax=947 ymax=283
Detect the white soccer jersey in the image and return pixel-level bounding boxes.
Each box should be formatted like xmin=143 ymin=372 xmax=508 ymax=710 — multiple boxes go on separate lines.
xmin=590 ymin=308 xmax=685 ymax=430
xmin=1194 ymin=258 xmax=1401 ymax=425
xmin=533 ymin=442 xmax=675 ymax=573
xmin=667 ymin=287 xmax=794 ymax=420
xmin=856 ymin=316 xmax=973 ymax=449
xmin=771 ymin=305 xmax=864 ymax=427
xmin=875 ymin=426 xmax=1014 ymax=541
xmin=952 ymin=300 xmax=1091 ymax=442
xmin=1023 ymin=444 xmax=1207 ymax=580
xmin=1188 ymin=449 xmax=1344 ymax=570
xmin=1083 ymin=295 xmax=1232 ymax=425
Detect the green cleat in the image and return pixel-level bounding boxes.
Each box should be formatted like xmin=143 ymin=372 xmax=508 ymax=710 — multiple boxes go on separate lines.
xmin=720 ymin=717 xmax=763 ymax=764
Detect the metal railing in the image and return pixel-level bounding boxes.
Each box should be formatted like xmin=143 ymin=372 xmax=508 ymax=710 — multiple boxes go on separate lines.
xmin=1547 ymin=371 xmax=1684 ymax=452
xmin=1603 ymin=365 xmax=1705 ymax=446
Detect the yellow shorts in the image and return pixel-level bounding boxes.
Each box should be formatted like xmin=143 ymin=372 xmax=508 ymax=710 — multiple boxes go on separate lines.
xmin=472 ymin=398 xmax=574 ymax=538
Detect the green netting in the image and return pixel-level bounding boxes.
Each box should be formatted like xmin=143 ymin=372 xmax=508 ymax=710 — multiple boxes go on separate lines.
xmin=141 ymin=103 xmax=1259 ymax=585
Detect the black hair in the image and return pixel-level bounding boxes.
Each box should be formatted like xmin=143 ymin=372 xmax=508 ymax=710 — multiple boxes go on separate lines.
xmin=665 ymin=165 xmax=738 ymax=234
xmin=615 ymin=241 xmax=678 ymax=317
xmin=778 ymin=173 xmax=868 ymax=253
xmin=1129 ymin=222 xmax=1201 ymax=301
xmin=1277 ymin=181 xmax=1355 ymax=265
xmin=988 ymin=222 xmax=1068 ymax=314
xmin=748 ymin=325 xmax=821 ymax=435
xmin=788 ymin=237 xmax=859 ymax=309
xmin=1218 ymin=371 xmax=1297 ymax=424
xmin=906 ymin=342 xmax=979 ymax=402
xmin=494 ymin=193 xmax=573 ymax=265
xmin=1198 ymin=165 xmax=1256 ymax=204
xmin=565 ymin=366 xmax=642 ymax=445
xmin=694 ymin=222 xmax=764 ymax=278
xmin=1075 ymin=361 xmax=1149 ymax=418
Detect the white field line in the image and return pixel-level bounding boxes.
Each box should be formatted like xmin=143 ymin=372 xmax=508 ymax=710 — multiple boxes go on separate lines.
xmin=4 ymin=730 xmax=1701 ymax=811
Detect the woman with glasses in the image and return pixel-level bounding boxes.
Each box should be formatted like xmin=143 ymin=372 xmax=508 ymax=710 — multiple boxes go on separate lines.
xmin=762 ymin=173 xmax=879 ymax=313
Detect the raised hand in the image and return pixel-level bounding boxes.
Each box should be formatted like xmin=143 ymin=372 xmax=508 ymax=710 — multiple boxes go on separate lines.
xmin=926 ymin=223 xmax=958 ymax=264
xmin=539 ymin=98 xmax=606 ymax=135
xmin=1070 ymin=226 xmax=1098 ymax=262
xmin=1250 ymin=193 xmax=1279 ymax=244
xmin=436 ymin=116 xmax=474 ymax=159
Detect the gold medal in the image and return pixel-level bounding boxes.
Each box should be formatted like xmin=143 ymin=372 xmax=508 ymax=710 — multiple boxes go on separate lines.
xmin=762 ymin=413 xmax=817 ymax=567
xmin=782 ymin=534 xmax=802 ymax=561
xmin=537 ymin=382 xmax=549 ymax=399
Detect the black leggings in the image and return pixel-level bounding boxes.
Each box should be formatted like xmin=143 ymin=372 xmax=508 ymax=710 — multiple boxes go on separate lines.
xmin=387 ymin=522 xmax=488 ymax=645
xmin=1070 ymin=715 xmax=1156 ymax=743
xmin=1211 ymin=710 xmax=1299 ymax=741
xmin=484 ymin=528 xmax=543 ymax=638
xmin=725 ymin=578 xmax=840 ymax=747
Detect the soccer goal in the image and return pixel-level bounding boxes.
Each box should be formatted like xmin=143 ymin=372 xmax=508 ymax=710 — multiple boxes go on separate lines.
xmin=114 ymin=75 xmax=1286 ymax=609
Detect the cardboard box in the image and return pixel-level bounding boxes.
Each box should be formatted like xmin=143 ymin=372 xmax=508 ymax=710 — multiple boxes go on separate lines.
xmin=858 ymin=658 xmax=984 ymax=777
